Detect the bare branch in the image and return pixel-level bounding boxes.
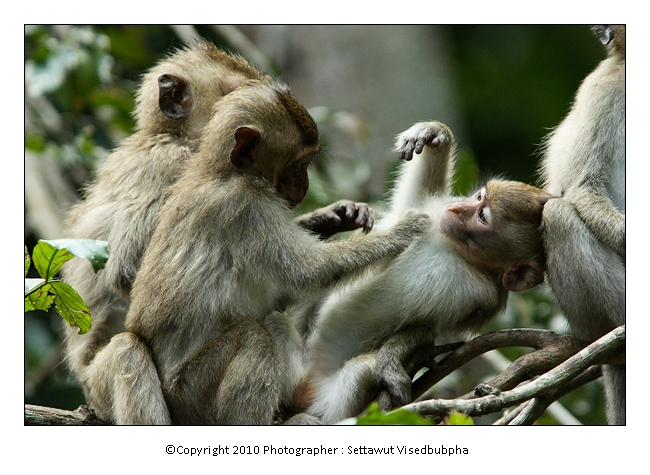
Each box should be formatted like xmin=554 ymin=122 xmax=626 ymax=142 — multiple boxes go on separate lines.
xmin=401 ymin=325 xmax=624 ymax=422
xmin=413 ymin=327 xmax=624 ymax=401
xmin=25 ymin=404 xmax=105 ymax=426
xmin=506 ymin=365 xmax=603 ymax=425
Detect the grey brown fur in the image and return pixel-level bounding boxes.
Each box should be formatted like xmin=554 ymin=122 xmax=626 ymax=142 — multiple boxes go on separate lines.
xmin=125 ymin=79 xmax=431 ymax=425
xmin=62 ymin=42 xmax=261 ymax=424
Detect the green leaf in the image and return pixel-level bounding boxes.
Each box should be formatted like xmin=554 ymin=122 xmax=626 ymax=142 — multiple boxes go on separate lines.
xmin=42 ymin=239 xmax=109 ymax=273
xmin=356 ymin=403 xmax=434 ymax=426
xmin=25 ymin=283 xmax=55 ymax=312
xmin=25 ymin=246 xmax=31 ymax=278
xmin=32 ymin=241 xmax=75 ymax=280
xmin=50 ymin=281 xmax=92 ymax=334
xmin=447 ymin=412 xmax=474 ymax=425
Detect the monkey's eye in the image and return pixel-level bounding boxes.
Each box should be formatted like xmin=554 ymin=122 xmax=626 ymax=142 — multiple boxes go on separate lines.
xmin=477 ymin=207 xmax=489 ymax=225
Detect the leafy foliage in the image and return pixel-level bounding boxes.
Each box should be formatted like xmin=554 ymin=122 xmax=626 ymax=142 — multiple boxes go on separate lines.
xmin=25 ymin=239 xmax=109 ymax=334
xmin=446 ymin=411 xmax=474 ymax=425
xmin=356 ymin=403 xmax=434 ymax=425
xmin=355 ymin=403 xmax=476 ymax=425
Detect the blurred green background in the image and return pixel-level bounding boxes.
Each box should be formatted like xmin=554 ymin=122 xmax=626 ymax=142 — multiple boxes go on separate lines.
xmin=24 ymin=25 xmax=608 ymax=424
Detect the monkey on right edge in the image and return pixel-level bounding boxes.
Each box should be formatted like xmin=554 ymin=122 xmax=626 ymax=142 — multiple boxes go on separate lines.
xmin=540 ymin=25 xmax=625 ymax=424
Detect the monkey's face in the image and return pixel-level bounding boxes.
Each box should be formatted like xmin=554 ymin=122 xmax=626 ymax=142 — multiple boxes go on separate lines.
xmin=441 ymin=186 xmax=490 ymax=238
xmin=277 ymin=155 xmax=312 ymax=207
xmin=440 ymin=180 xmax=549 ymax=288
xmin=439 ymin=185 xmax=502 ymax=268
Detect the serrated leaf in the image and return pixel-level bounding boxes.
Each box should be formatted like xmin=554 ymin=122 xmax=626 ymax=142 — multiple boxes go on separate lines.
xmin=32 ymin=241 xmax=75 ymax=280
xmin=42 ymin=239 xmax=109 ymax=273
xmin=25 ymin=283 xmax=55 ymax=312
xmin=50 ymin=281 xmax=92 ymax=334
xmin=447 ymin=412 xmax=474 ymax=425
xmin=356 ymin=403 xmax=434 ymax=426
xmin=25 ymin=246 xmax=31 ymax=278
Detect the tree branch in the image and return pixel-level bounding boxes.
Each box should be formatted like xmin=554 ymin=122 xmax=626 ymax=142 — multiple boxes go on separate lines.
xmin=412 ymin=327 xmax=624 ymax=401
xmin=400 ymin=325 xmax=624 ymax=423
xmin=25 ymin=326 xmax=624 ymax=425
xmin=24 ymin=404 xmax=105 ymax=426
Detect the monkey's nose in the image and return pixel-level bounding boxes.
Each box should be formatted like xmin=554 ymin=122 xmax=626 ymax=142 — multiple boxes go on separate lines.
xmin=445 ymin=203 xmax=464 ymax=215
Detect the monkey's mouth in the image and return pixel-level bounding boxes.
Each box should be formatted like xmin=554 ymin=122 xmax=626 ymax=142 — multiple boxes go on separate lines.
xmin=438 ymin=211 xmax=467 ymax=243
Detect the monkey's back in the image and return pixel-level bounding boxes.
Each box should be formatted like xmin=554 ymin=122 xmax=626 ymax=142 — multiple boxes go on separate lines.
xmin=541 ymin=55 xmax=625 ymax=212
xmin=63 ymin=132 xmax=196 ymax=376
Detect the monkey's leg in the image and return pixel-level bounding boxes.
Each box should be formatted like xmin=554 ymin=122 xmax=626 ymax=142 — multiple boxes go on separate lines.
xmin=375 ymin=326 xmax=438 ymax=409
xmin=83 ymin=332 xmax=171 ymax=425
xmin=308 ymin=353 xmax=379 ymax=424
xmin=602 ymin=365 xmax=625 ymax=425
xmin=167 ymin=317 xmax=286 ymax=425
xmin=376 ymin=327 xmax=464 ymax=410
xmin=542 ymin=198 xmax=625 ymax=425
xmin=63 ymin=257 xmax=129 ymax=379
xmin=542 ymin=198 xmax=625 ymax=338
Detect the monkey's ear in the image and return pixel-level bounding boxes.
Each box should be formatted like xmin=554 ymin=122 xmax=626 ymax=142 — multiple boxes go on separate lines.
xmin=502 ymin=262 xmax=544 ymax=292
xmin=592 ymin=25 xmax=614 ymax=46
xmin=230 ymin=126 xmax=260 ymax=169
xmin=158 ymin=74 xmax=192 ymax=119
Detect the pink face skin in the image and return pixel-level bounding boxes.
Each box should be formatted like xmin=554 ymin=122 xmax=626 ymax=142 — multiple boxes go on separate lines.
xmin=438 ymin=183 xmax=546 ymax=292
xmin=439 ymin=186 xmax=492 ymax=260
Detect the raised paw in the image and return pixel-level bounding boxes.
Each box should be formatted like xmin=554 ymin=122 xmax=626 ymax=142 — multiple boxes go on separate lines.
xmin=394 ymin=121 xmax=453 ymax=161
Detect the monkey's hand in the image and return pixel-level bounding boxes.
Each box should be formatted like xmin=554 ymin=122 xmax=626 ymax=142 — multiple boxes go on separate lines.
xmin=394 ymin=121 xmax=453 ymax=161
xmin=296 ymin=200 xmax=374 ymax=239
xmin=563 ymin=189 xmax=626 ymax=257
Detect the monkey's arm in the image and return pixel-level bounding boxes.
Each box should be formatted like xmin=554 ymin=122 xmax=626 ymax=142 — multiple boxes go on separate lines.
xmin=542 ymin=50 xmax=625 ymax=257
xmin=295 ymin=200 xmax=374 ymax=238
xmin=267 ymin=208 xmax=431 ymax=294
xmin=565 ymin=188 xmax=625 ymax=257
xmin=389 ymin=121 xmax=455 ymax=215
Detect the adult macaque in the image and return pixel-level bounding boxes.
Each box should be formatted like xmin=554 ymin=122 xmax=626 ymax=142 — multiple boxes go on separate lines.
xmin=304 ymin=121 xmax=552 ymax=424
xmin=540 ymin=25 xmax=625 ymax=424
xmin=63 ymin=42 xmax=373 ymax=424
xmin=125 ymin=79 xmax=431 ymax=425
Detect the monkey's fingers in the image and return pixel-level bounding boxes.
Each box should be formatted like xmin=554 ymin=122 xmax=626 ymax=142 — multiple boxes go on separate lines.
xmin=415 ymin=131 xmax=443 ymax=154
xmin=354 ymin=203 xmax=374 ymax=233
xmin=397 ymin=145 xmax=415 ymax=162
xmin=342 ymin=201 xmax=357 ymax=220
